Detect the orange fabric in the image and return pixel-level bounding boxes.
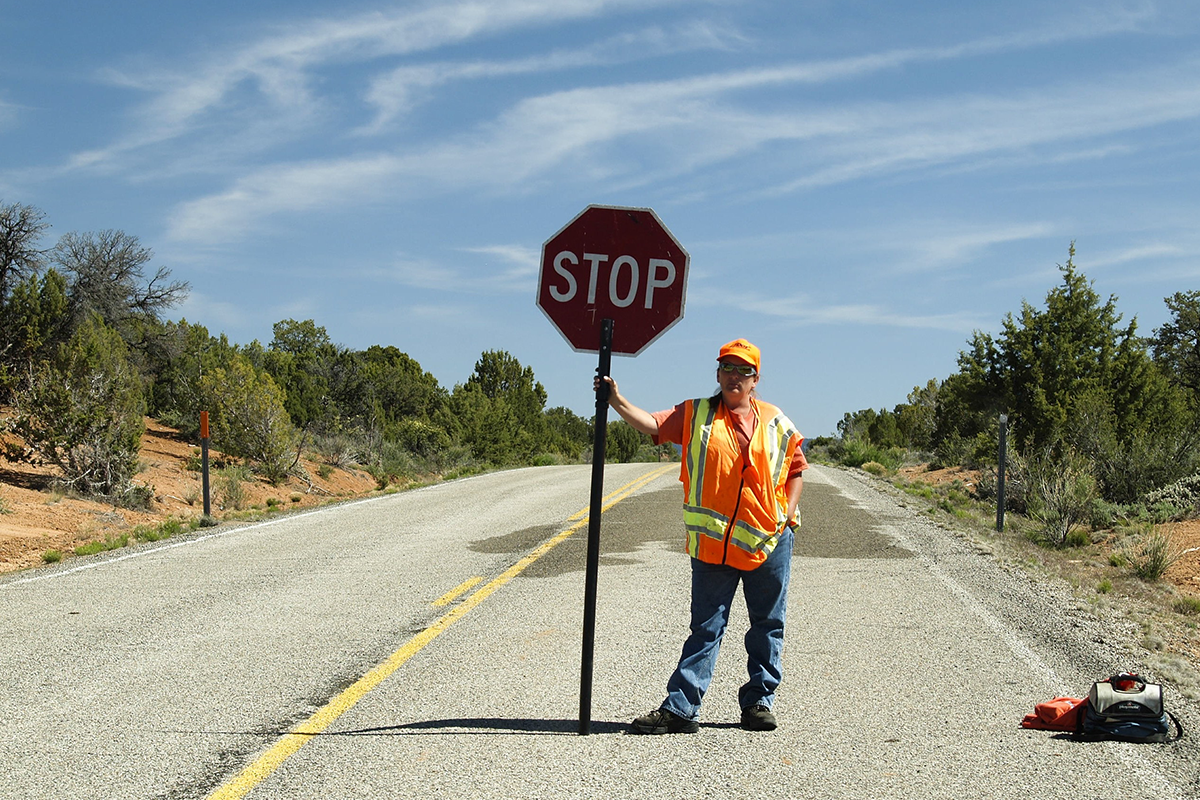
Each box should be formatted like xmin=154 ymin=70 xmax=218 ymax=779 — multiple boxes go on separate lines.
xmin=680 ymin=397 xmax=800 ymax=569
xmin=1021 ymin=697 xmax=1085 ymax=731
xmin=717 ymin=338 xmax=761 ymax=372
xmin=653 ymin=402 xmax=808 ymax=478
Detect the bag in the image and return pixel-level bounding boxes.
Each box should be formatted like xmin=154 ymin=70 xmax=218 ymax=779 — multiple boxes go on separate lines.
xmin=1021 ymin=696 xmax=1086 ymax=731
xmin=1080 ymin=673 xmax=1183 ymax=743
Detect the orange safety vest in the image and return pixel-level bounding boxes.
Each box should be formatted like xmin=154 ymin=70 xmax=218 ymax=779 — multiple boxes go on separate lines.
xmin=679 ymin=396 xmax=802 ymax=570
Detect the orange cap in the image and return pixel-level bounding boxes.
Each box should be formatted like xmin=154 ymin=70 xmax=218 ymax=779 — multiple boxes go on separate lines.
xmin=717 ymin=339 xmax=761 ymax=372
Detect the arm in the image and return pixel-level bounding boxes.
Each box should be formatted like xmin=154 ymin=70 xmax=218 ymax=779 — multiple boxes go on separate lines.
xmin=595 ymin=375 xmax=660 ymax=437
xmin=784 ymin=472 xmax=803 ymax=526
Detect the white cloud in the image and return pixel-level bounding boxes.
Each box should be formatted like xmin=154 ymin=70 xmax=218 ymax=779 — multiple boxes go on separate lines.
xmin=689 ymin=288 xmax=986 ymax=333
xmin=379 ymin=245 xmax=538 ymax=295
xmin=1085 ymin=243 xmax=1187 ymax=269
xmin=358 ymin=21 xmax=739 ymax=135
xmin=885 ymin=222 xmax=1059 ymax=273
xmin=166 ymin=153 xmax=403 ymax=241
xmin=71 ymin=0 xmax=692 ymax=174
xmin=142 ymin=3 xmax=1200 ymax=246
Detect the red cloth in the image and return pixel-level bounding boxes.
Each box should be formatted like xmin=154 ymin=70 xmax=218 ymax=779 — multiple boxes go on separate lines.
xmin=1021 ymin=697 xmax=1086 ymax=731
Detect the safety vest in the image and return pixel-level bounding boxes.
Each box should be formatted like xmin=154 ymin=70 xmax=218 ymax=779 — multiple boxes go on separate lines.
xmin=680 ymin=396 xmax=801 ymax=570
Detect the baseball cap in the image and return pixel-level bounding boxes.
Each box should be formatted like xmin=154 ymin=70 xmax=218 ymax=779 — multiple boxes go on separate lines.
xmin=717 ymin=339 xmax=761 ymax=372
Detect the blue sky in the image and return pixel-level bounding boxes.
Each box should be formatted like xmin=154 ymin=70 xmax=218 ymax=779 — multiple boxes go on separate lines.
xmin=3 ymin=0 xmax=1199 ymax=438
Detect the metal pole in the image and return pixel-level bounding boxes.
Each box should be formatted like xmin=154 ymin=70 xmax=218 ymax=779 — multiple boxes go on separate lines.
xmin=996 ymin=414 xmax=1008 ymax=532
xmin=201 ymin=411 xmax=211 ymax=518
xmin=580 ymin=318 xmax=613 ymax=735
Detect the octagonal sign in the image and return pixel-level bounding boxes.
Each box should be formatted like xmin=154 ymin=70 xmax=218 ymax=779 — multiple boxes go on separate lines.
xmin=537 ymin=205 xmax=689 ymax=356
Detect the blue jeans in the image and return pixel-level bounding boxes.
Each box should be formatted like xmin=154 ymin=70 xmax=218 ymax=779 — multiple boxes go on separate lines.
xmin=661 ymin=528 xmax=793 ymax=721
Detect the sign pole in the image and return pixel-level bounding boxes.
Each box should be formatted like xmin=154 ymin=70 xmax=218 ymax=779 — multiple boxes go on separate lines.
xmin=201 ymin=411 xmax=211 ymax=518
xmin=996 ymin=413 xmax=1008 ymax=532
xmin=579 ymin=318 xmax=613 ymax=736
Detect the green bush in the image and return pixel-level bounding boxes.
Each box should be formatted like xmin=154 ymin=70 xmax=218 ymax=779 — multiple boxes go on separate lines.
xmin=5 ymin=316 xmax=145 ymax=499
xmin=75 ymin=534 xmax=130 ymax=556
xmin=1143 ymin=472 xmax=1200 ymax=515
xmin=838 ymin=438 xmax=905 ymax=470
xmin=218 ymin=465 xmax=252 ymax=510
xmin=1124 ymin=524 xmax=1182 ymax=582
xmin=1022 ymin=446 xmax=1097 ymax=547
xmin=1173 ymin=596 xmax=1200 ymax=616
xmin=201 ymin=356 xmax=297 ymax=484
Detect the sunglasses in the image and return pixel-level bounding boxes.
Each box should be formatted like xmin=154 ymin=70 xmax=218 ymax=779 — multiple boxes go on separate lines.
xmin=718 ymin=362 xmax=757 ymax=377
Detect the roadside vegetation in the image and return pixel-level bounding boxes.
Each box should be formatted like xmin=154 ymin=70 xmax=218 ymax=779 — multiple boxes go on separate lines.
xmin=807 ymin=244 xmax=1200 ymax=693
xmin=0 ymin=201 xmax=668 ymax=519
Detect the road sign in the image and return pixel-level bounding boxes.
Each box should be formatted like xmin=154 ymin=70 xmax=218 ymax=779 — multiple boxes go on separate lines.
xmin=537 ymin=205 xmax=689 ymax=355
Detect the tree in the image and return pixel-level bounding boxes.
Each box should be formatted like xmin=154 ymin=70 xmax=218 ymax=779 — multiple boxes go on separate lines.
xmin=449 ymin=382 xmax=517 ymax=465
xmin=53 ymin=229 xmax=189 ymax=345
xmin=935 ymin=244 xmax=1188 ymax=499
xmin=201 ymin=355 xmax=298 ymax=483
xmin=0 ymin=201 xmax=49 ymax=303
xmin=1151 ymin=290 xmax=1200 ymax=398
xmin=896 ymin=379 xmax=939 ymax=451
xmin=351 ymin=344 xmax=446 ymax=432
xmin=461 ymin=350 xmax=549 ymax=462
xmin=0 ymin=269 xmax=70 ymax=398
xmin=606 ymin=420 xmax=646 ymax=463
xmin=544 ymin=406 xmax=592 ymax=460
xmin=5 ymin=316 xmax=145 ymax=499
xmin=266 ymin=319 xmax=336 ymax=431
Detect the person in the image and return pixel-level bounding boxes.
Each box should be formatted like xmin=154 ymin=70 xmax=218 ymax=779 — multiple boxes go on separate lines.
xmin=596 ymin=338 xmax=807 ymax=734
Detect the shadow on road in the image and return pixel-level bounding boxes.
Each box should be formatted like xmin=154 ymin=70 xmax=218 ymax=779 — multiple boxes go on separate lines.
xmin=327 ymin=718 xmax=631 ymax=735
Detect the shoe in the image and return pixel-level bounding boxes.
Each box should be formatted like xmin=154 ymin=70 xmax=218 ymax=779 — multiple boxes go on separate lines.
xmin=741 ymin=704 xmax=777 ymax=731
xmin=630 ymin=707 xmax=699 ymax=734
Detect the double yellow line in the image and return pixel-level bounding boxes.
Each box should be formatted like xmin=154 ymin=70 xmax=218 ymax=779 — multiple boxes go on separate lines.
xmin=210 ymin=464 xmax=673 ymax=799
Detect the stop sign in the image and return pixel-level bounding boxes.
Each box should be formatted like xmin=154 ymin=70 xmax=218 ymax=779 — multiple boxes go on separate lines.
xmin=537 ymin=205 xmax=689 ymax=355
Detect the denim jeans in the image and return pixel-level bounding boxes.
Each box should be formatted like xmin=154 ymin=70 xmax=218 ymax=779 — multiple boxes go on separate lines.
xmin=661 ymin=528 xmax=793 ymax=721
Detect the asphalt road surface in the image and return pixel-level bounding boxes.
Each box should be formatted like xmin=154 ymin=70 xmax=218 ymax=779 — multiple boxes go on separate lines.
xmin=2 ymin=463 xmax=1198 ymax=799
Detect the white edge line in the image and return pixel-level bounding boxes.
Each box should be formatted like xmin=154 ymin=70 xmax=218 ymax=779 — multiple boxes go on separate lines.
xmin=5 ymin=491 xmax=404 ymax=587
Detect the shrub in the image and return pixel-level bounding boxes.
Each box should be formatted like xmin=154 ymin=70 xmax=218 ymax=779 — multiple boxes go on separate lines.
xmin=75 ymin=534 xmax=130 ymax=556
xmin=5 ymin=316 xmax=145 ymax=498
xmin=1023 ymin=446 xmax=1097 ymax=547
xmin=839 ymin=438 xmax=905 ymax=470
xmin=1124 ymin=524 xmax=1182 ymax=582
xmin=1174 ymin=596 xmax=1200 ymax=616
xmin=861 ymin=461 xmax=887 ymax=476
xmin=1143 ymin=472 xmax=1200 ymax=515
xmin=314 ymin=432 xmax=363 ymax=469
xmin=42 ymin=550 xmax=62 ymax=564
xmin=201 ymin=356 xmax=297 ymax=484
xmin=218 ymin=465 xmax=252 ymax=510
xmin=1064 ymin=529 xmax=1091 ymax=548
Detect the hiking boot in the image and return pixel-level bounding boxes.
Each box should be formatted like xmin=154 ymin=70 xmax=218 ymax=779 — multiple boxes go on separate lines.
xmin=741 ymin=704 xmax=777 ymax=731
xmin=630 ymin=707 xmax=699 ymax=734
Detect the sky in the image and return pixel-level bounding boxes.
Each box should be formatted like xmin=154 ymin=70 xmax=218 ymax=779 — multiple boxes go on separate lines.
xmin=3 ymin=0 xmax=1200 ymax=438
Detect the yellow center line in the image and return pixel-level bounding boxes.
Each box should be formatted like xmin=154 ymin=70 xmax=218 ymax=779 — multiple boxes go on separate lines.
xmin=431 ymin=576 xmax=484 ymax=607
xmin=209 ymin=464 xmax=674 ymax=800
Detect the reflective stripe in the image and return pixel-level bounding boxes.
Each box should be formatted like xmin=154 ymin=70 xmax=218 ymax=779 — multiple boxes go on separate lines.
xmin=681 ymin=396 xmax=798 ymax=565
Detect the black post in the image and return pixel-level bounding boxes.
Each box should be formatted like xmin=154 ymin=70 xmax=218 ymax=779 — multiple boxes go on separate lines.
xmin=996 ymin=414 xmax=1008 ymax=532
xmin=201 ymin=410 xmax=212 ymax=518
xmin=580 ymin=318 xmax=613 ymax=736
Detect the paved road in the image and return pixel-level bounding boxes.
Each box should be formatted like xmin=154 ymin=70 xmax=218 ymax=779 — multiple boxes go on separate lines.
xmin=2 ymin=463 xmax=1198 ymax=799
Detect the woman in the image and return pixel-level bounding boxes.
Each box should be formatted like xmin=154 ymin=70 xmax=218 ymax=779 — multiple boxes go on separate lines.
xmin=597 ymin=338 xmax=806 ymax=734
